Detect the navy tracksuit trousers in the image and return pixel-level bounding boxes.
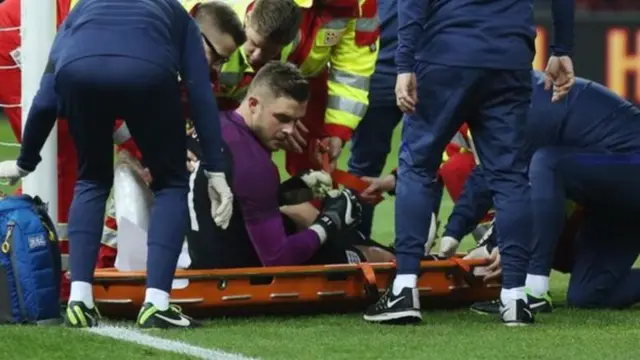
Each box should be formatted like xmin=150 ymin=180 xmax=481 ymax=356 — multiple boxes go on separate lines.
xmin=529 ymin=147 xmax=640 ymax=308
xmin=58 ymin=56 xmax=189 ymax=293
xmin=395 ymin=63 xmax=532 ymax=290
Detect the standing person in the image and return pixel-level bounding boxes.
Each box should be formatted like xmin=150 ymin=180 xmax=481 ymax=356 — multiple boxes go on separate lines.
xmin=363 ymin=0 xmax=576 ymax=326
xmin=0 ymin=0 xmax=236 ymax=329
xmin=345 ymin=0 xmax=404 ymax=239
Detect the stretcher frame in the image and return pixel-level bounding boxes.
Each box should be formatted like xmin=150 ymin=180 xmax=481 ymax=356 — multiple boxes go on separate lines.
xmin=92 ymin=142 xmax=499 ymax=318
xmin=92 ymin=257 xmax=500 ymax=318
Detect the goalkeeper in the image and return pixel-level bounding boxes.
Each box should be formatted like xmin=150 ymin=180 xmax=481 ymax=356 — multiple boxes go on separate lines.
xmin=0 ymin=0 xmax=236 ymax=329
xmin=185 ymin=61 xmax=395 ymax=269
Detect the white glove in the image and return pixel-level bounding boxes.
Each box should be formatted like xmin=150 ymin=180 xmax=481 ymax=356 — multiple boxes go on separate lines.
xmin=438 ymin=236 xmax=460 ymax=258
xmin=0 ymin=160 xmax=30 ymax=186
xmin=299 ymin=170 xmax=333 ymax=198
xmin=203 ymin=171 xmax=234 ymax=229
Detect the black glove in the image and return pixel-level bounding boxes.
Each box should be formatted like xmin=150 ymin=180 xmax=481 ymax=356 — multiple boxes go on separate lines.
xmin=278 ymin=176 xmax=313 ymax=206
xmin=310 ymin=189 xmax=363 ymax=242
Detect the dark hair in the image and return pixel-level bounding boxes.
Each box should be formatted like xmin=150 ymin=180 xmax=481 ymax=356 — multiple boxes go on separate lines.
xmin=248 ymin=0 xmax=302 ymax=45
xmin=249 ymin=61 xmax=309 ymax=102
xmin=194 ymin=1 xmax=247 ymax=47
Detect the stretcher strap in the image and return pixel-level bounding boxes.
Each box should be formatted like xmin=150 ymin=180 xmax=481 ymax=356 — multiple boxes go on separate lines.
xmin=359 ymin=262 xmax=380 ymax=302
xmin=450 ymin=257 xmax=483 ymax=287
xmin=315 ymin=139 xmax=384 ymax=205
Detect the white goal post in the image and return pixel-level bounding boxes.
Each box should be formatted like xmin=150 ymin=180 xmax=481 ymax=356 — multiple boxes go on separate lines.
xmin=20 ymin=0 xmax=58 ymax=222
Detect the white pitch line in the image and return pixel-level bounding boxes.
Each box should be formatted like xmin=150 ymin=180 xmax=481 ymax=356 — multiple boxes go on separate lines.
xmin=85 ymin=325 xmax=257 ymax=360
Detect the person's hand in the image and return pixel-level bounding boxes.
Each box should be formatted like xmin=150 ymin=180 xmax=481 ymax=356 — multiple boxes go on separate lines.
xmin=544 ymin=55 xmax=575 ymax=102
xmin=395 ymin=72 xmax=417 ymax=113
xmin=360 ymin=174 xmax=395 ymax=204
xmin=483 ymin=247 xmax=502 ymax=283
xmin=463 ymin=244 xmax=491 ymax=277
xmin=203 ymin=171 xmax=234 ymax=229
xmin=438 ymin=236 xmax=460 ymax=258
xmin=322 ymin=137 xmax=343 ymax=172
xmin=282 ymin=121 xmax=309 ymax=154
xmin=0 ymin=160 xmax=30 ymax=186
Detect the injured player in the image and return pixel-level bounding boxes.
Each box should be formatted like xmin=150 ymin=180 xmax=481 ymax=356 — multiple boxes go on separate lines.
xmin=185 ymin=61 xmax=395 ymax=269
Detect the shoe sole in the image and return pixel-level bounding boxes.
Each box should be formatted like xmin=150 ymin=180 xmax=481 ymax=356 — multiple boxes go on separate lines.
xmin=469 ymin=307 xmax=498 ymax=316
xmin=475 ymin=307 xmax=550 ymax=316
xmin=363 ymin=309 xmax=422 ymax=324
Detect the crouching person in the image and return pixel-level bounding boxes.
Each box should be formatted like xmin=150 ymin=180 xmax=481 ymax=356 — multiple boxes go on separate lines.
xmin=186 ymin=61 xmax=394 ymax=269
xmin=467 ymin=203 xmax=640 ymax=312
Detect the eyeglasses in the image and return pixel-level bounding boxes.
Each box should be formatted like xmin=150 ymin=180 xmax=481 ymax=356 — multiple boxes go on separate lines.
xmin=201 ymin=32 xmax=229 ymax=66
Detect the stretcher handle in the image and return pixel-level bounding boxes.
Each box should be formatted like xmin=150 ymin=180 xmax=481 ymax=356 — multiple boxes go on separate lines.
xmin=315 ymin=139 xmax=384 ymax=205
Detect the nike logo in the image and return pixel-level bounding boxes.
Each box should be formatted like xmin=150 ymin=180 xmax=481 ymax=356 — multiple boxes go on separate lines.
xmin=344 ymin=194 xmax=355 ymax=225
xmin=386 ymin=296 xmax=405 ymax=308
xmin=85 ymin=313 xmax=96 ymax=324
xmin=155 ymin=314 xmax=191 ymax=327
xmin=529 ymin=301 xmax=547 ymax=309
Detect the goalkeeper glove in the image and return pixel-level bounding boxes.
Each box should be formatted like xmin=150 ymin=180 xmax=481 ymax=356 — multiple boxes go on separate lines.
xmin=310 ymin=189 xmax=362 ymax=243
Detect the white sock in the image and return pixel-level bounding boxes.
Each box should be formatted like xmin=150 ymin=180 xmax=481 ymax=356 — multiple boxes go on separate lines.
xmin=145 ymin=288 xmax=170 ymax=311
xmin=525 ymin=274 xmax=550 ymax=297
xmin=392 ymin=274 xmax=417 ymax=295
xmin=69 ymin=281 xmax=94 ymax=308
xmin=500 ymin=287 xmax=526 ymax=304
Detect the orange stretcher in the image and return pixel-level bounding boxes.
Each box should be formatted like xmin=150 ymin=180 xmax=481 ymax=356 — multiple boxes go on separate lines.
xmin=92 ymin=257 xmax=500 ymax=319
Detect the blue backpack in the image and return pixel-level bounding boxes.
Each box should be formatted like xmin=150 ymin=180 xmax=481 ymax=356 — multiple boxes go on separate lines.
xmin=0 ymin=195 xmax=62 ymax=324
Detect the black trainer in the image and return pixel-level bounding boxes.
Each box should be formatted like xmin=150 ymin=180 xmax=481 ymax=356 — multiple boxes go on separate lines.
xmin=526 ymin=291 xmax=553 ymax=313
xmin=64 ymin=301 xmax=101 ymax=328
xmin=500 ymin=298 xmax=534 ymax=326
xmin=470 ymin=299 xmax=500 ymax=315
xmin=137 ymin=303 xmax=201 ymax=329
xmin=363 ymin=286 xmax=422 ymax=324
xmin=471 ymin=291 xmax=553 ymax=315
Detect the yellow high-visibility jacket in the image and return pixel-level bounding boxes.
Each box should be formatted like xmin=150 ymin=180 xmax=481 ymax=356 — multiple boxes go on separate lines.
xmin=214 ymin=0 xmax=380 ymax=141
xmin=289 ymin=0 xmax=379 ymax=141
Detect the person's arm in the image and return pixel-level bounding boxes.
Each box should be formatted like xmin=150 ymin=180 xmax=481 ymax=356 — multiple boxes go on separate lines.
xmin=17 ymin=72 xmax=57 ymax=171
xmin=443 ymin=166 xmax=494 ymax=240
xmin=550 ymin=0 xmax=575 ymax=56
xmin=16 ymin=18 xmax=71 ymax=171
xmin=395 ymin=0 xmax=428 ymax=73
xmin=179 ymin=17 xmax=224 ymax=172
xmin=245 ymin=215 xmax=323 ymax=267
xmin=238 ymin=178 xmax=322 ymax=267
xmin=324 ymin=0 xmax=379 ymax=142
